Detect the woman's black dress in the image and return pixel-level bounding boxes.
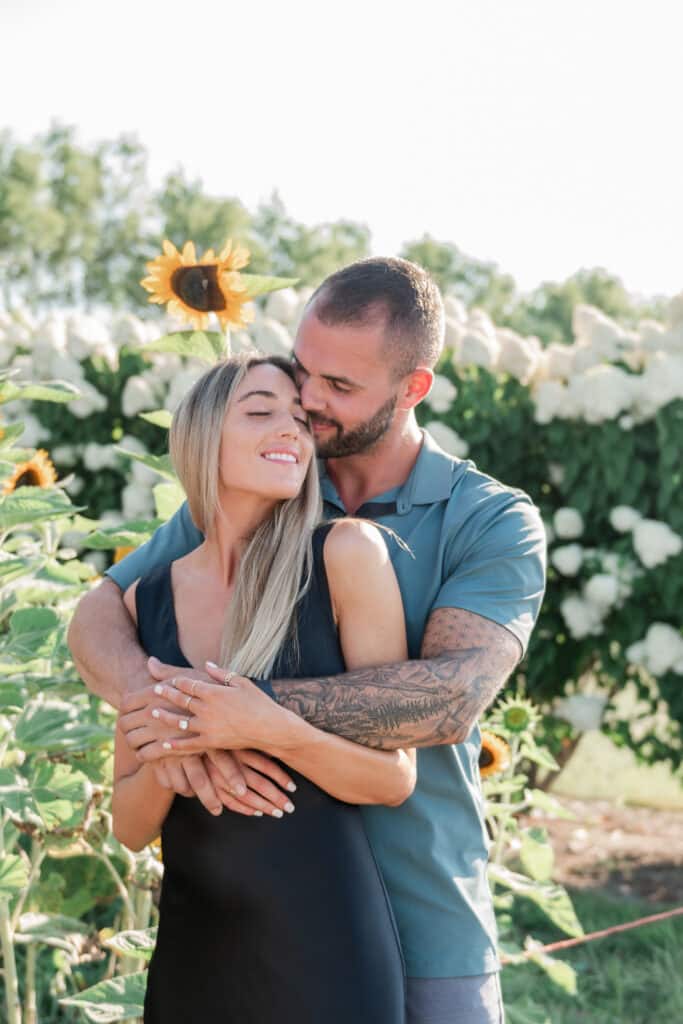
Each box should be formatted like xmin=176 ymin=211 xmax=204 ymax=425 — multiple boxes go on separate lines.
xmin=136 ymin=524 xmax=406 ymax=1023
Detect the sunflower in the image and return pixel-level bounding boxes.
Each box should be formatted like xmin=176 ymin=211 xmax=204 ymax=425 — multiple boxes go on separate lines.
xmin=488 ymin=695 xmax=541 ymax=736
xmin=113 ymin=546 xmax=135 ymax=563
xmin=2 ymin=449 xmax=57 ymax=495
xmin=141 ymin=239 xmax=255 ymax=331
xmin=479 ymin=731 xmax=511 ymax=778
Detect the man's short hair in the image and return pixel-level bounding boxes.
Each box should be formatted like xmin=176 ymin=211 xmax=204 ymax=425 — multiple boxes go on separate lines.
xmin=308 ymin=257 xmax=445 ymax=378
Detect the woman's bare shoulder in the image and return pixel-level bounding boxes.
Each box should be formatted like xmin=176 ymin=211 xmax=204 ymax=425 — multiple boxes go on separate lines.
xmin=322 ymin=519 xmax=390 ymax=581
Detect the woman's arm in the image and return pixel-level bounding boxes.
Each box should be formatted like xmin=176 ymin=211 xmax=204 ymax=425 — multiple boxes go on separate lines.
xmin=268 ymin=520 xmax=416 ymax=806
xmin=111 ymin=580 xmax=176 ymax=850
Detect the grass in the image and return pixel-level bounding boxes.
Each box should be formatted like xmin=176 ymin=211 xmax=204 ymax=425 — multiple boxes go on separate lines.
xmin=501 ymin=889 xmax=683 ymax=1023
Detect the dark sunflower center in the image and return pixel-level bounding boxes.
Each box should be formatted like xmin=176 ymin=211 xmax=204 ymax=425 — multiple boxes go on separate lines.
xmin=15 ymin=469 xmax=41 ymax=488
xmin=479 ymin=748 xmax=494 ymax=769
xmin=171 ymin=265 xmax=226 ymax=312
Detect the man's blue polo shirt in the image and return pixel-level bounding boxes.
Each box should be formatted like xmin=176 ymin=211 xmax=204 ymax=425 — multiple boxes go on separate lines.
xmin=106 ymin=429 xmax=547 ymax=977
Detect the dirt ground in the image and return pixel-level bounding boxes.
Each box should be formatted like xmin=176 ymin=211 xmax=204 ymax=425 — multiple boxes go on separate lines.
xmin=521 ymin=795 xmax=683 ymax=905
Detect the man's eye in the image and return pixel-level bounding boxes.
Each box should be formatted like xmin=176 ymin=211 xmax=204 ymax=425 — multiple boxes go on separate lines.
xmin=330 ymin=381 xmax=351 ymax=394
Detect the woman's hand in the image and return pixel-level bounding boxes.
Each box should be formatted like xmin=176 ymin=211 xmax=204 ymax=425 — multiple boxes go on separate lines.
xmin=134 ymin=673 xmax=295 ymax=759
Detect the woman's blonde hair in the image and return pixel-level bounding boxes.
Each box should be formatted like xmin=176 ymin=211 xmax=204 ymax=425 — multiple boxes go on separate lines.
xmin=169 ymin=352 xmax=322 ymax=678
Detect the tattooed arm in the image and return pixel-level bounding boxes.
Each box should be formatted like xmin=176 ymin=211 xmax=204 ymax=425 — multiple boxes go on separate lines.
xmin=262 ymin=607 xmax=522 ymax=750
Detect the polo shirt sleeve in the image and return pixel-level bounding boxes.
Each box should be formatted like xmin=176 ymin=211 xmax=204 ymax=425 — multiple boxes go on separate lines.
xmin=104 ymin=501 xmax=203 ymax=592
xmin=432 ymin=492 xmax=547 ymax=657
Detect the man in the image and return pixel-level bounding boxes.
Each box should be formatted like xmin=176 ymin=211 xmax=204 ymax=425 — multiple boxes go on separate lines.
xmin=68 ymin=257 xmax=546 ymax=1023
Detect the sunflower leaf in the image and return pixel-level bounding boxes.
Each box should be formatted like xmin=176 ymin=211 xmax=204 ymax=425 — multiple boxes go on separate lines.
xmin=103 ymin=927 xmax=157 ymax=961
xmin=143 ymin=330 xmax=224 ymax=364
xmin=0 ymin=379 xmax=81 ymax=405
xmin=0 ymin=852 xmax=29 ymax=898
xmin=113 ymin=448 xmax=177 ymax=481
xmin=488 ymin=863 xmax=583 ymax=937
xmin=0 ymin=488 xmax=82 ymax=529
xmin=59 ymin=971 xmax=148 ymax=1022
xmin=240 ymin=274 xmax=300 ymax=300
xmin=84 ymin=519 xmax=164 ymax=550
xmin=0 ymin=423 xmax=27 ymax=448
xmin=153 ymin=480 xmax=185 ymax=521
xmin=138 ymin=409 xmax=173 ymax=429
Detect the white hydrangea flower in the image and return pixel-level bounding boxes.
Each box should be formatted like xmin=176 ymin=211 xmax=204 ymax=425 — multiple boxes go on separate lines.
xmin=132 ymin=458 xmax=161 ymax=487
xmin=560 ymin=594 xmax=604 ymax=638
xmin=551 ymin=544 xmax=583 ymax=576
xmin=66 ymin=313 xmax=111 ymax=361
xmin=532 ymin=380 xmax=568 ymax=424
xmin=555 ymin=693 xmax=607 ymax=732
xmin=121 ymin=482 xmax=155 ymax=520
xmin=544 ymin=343 xmax=575 ymax=381
xmin=265 ymin=288 xmax=300 ymax=326
xmin=50 ymin=352 xmax=86 ymax=384
xmin=51 ymin=444 xmax=78 ymax=466
xmin=166 ymin=366 xmax=206 ymax=413
xmin=426 ymin=374 xmax=458 ymax=413
xmin=567 ymin=365 xmax=636 ymax=423
xmin=122 ymin=375 xmax=158 ymax=418
xmin=292 ymin=286 xmax=315 ymax=326
xmin=251 ymin=318 xmax=293 ymax=357
xmin=627 ymin=623 xmax=683 ymax=676
xmin=666 ymin=291 xmax=683 ymax=328
xmin=636 ymin=353 xmax=683 ymax=418
xmin=548 ymin=463 xmax=565 ymax=487
xmin=83 ymin=443 xmax=119 ymax=472
xmin=13 ymin=412 xmax=45 ymax=448
xmin=609 ymin=505 xmax=642 ymax=533
xmin=443 ymin=295 xmax=467 ymax=323
xmin=583 ymin=573 xmax=620 ymax=609
xmin=495 ymin=329 xmax=540 ymax=384
xmin=83 ymin=551 xmax=107 ymax=574
xmin=111 ymin=313 xmax=151 ymax=349
xmin=64 ymin=475 xmax=84 ymax=496
xmin=444 ymin=317 xmax=464 ymax=355
xmin=554 ymin=507 xmax=584 ymax=539
xmin=148 ymin=352 xmax=183 ymax=384
xmin=32 ymin=314 xmax=68 ymax=360
xmin=456 ymin=328 xmax=500 ymax=371
xmin=69 ymin=380 xmax=108 ymax=418
xmin=425 ymin=421 xmax=469 ymax=458
xmin=632 ymin=518 xmax=683 ymax=568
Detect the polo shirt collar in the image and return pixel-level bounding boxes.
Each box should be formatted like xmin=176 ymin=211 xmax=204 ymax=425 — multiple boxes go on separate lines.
xmin=319 ymin=429 xmax=458 ymax=515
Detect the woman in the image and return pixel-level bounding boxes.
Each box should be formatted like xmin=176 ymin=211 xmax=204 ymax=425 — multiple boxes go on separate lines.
xmin=111 ymin=353 xmax=414 ymax=1023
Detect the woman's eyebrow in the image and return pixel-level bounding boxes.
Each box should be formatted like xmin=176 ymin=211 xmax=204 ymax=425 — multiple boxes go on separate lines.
xmin=237 ymin=389 xmax=277 ymax=402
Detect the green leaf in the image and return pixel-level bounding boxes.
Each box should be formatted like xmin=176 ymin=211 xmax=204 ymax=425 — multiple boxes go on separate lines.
xmin=143 ymin=330 xmax=226 ymax=364
xmin=138 ymin=409 xmax=173 ymax=429
xmin=519 ymin=827 xmax=554 ymax=882
xmin=0 ymin=488 xmax=81 ymax=529
xmin=240 ymin=273 xmax=299 ymax=299
xmin=15 ymin=911 xmax=91 ymax=955
xmin=60 ymin=971 xmax=148 ymax=1022
xmin=153 ymin=480 xmax=186 ymax=521
xmin=524 ymin=789 xmax=575 ymax=819
xmin=0 ymin=852 xmax=29 ymax=898
xmin=0 ymin=379 xmax=81 ymax=405
xmin=488 ymin=863 xmax=583 ymax=937
xmin=15 ymin=699 xmax=112 ymax=755
xmin=85 ymin=518 xmax=163 ymax=550
xmin=30 ymin=761 xmax=93 ymax=830
xmin=519 ymin=740 xmax=560 ymax=772
xmin=0 ymin=767 xmax=37 ymax=822
xmin=103 ymin=926 xmax=157 ymax=961
xmin=527 ymin=947 xmax=578 ymax=995
xmin=0 ymin=556 xmax=34 ymax=584
xmin=0 ymin=422 xmax=27 ymax=448
xmin=114 ymin=447 xmax=177 ymax=481
xmin=2 ymin=607 xmax=61 ymax=661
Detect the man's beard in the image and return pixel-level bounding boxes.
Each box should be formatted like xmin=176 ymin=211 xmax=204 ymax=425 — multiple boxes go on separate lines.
xmin=311 ymin=394 xmax=397 ymax=458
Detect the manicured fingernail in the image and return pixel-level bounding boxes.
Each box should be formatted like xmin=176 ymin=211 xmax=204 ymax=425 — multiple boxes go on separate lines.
xmin=206 ymin=660 xmax=218 ymax=668
xmin=286 ymin=782 xmax=297 ymax=792
xmin=211 ymin=807 xmax=222 ymax=816
xmin=284 ymin=801 xmax=295 ymax=814
xmin=151 ymin=709 xmax=160 ymax=719
xmin=154 ymin=684 xmax=163 ymax=695
xmin=272 ymin=808 xmax=283 ymax=818
xmin=233 ymin=784 xmax=247 ymax=797
xmin=162 ymin=741 xmax=172 ymax=750
xmin=179 ymin=719 xmax=188 ymax=730
xmin=253 ymin=811 xmax=263 ymax=817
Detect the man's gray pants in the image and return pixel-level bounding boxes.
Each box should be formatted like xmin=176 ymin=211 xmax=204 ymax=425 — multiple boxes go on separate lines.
xmin=406 ymin=972 xmax=505 ymax=1023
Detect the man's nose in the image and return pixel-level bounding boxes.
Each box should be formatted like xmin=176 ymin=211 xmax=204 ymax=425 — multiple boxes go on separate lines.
xmin=299 ymin=375 xmax=325 ymax=412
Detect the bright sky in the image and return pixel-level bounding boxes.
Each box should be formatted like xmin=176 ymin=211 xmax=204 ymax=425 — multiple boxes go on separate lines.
xmin=2 ymin=0 xmax=680 ymax=298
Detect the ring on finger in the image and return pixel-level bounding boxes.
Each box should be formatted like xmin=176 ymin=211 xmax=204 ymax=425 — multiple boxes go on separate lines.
xmin=190 ymin=679 xmax=198 ymax=696
xmin=179 ymin=718 xmax=189 ymax=731
xmin=184 ymin=694 xmax=192 ymax=710
xmin=223 ymin=670 xmax=236 ymax=686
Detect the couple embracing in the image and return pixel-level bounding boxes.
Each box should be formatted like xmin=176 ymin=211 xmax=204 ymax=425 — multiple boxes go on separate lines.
xmin=69 ymin=257 xmax=546 ymax=1024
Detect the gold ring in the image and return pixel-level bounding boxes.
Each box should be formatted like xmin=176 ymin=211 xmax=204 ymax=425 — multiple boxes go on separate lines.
xmin=190 ymin=679 xmax=198 ymax=696
xmin=223 ymin=670 xmax=235 ymax=686
xmin=185 ymin=694 xmax=192 ymax=710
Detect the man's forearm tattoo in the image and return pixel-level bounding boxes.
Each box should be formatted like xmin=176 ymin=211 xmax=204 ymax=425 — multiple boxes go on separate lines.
xmin=272 ymin=608 xmax=522 ymax=749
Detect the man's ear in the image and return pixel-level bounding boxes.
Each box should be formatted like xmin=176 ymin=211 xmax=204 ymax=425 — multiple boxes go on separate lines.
xmin=398 ymin=368 xmax=434 ymax=410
